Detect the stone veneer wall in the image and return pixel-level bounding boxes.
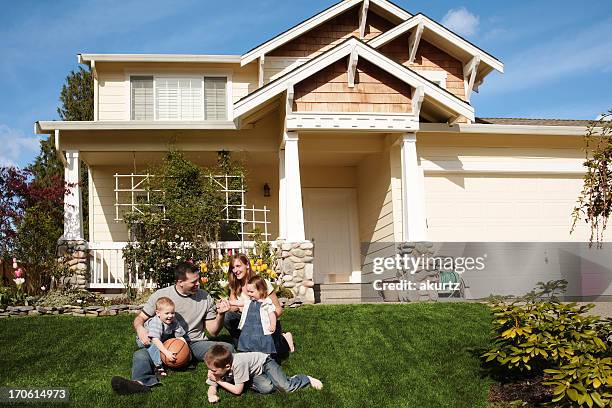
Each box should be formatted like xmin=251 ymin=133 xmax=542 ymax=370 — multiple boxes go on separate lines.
xmin=397 ymin=242 xmax=439 ymax=302
xmin=56 ymin=239 xmax=89 ymax=289
xmin=274 ymin=240 xmax=315 ymax=304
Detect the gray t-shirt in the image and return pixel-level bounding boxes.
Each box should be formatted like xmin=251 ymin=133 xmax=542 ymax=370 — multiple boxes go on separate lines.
xmin=142 ymin=286 xmax=217 ymax=342
xmin=231 ymin=352 xmax=269 ymax=385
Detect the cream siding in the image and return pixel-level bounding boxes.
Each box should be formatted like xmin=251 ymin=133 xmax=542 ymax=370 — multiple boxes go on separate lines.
xmin=89 ymin=166 xmax=130 ymax=243
xmin=95 ymin=62 xmax=258 ymax=120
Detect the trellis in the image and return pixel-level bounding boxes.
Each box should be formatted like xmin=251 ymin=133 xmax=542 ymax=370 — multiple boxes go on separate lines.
xmin=113 ymin=173 xmax=270 ymax=241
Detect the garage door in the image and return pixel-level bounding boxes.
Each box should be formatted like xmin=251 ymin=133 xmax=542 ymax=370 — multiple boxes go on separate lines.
xmin=424 ymin=174 xmax=592 ymax=241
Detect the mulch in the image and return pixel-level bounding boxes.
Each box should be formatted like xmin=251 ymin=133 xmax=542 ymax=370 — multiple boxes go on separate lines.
xmin=488 ymin=376 xmax=553 ymax=407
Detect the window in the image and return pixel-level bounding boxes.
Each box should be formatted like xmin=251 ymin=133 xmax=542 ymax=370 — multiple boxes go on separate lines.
xmin=130 ymin=75 xmax=228 ymax=121
xmin=204 ymin=77 xmax=227 ymax=120
xmin=415 ymin=70 xmax=447 ymax=89
xmin=131 ymin=76 xmax=154 ymax=120
xmin=156 ymin=77 xmax=203 ymax=120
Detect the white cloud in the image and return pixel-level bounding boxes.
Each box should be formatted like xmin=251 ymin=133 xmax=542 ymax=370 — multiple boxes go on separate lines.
xmin=442 ymin=7 xmax=480 ymax=37
xmin=484 ymin=18 xmax=612 ymax=95
xmin=0 ymin=124 xmax=40 ymax=168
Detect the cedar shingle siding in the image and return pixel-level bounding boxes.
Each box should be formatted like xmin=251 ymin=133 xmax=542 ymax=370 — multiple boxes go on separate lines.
xmin=294 ymin=59 xmax=412 ymax=113
xmin=380 ymin=36 xmax=466 ymax=100
xmin=270 ymin=7 xmax=394 ymax=58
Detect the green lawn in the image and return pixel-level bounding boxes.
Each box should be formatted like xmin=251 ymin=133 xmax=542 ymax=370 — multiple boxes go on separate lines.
xmin=0 ymin=303 xmax=493 ymax=407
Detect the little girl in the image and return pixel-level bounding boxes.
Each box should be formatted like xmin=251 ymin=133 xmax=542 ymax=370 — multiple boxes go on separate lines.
xmin=229 ymin=275 xmax=295 ymax=355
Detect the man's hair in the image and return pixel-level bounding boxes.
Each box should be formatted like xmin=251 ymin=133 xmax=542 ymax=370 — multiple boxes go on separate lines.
xmin=174 ymin=261 xmax=197 ymax=282
xmin=204 ymin=344 xmax=233 ymax=368
xmin=155 ymin=297 xmax=175 ymax=310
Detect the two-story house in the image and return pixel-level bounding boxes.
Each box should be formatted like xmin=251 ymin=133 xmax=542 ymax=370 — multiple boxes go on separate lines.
xmin=35 ymin=0 xmax=596 ymax=303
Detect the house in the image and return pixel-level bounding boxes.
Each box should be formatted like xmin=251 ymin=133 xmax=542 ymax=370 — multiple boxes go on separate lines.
xmin=35 ymin=0 xmax=601 ymax=303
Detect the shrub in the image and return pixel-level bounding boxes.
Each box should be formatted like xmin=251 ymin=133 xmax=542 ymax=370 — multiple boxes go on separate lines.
xmin=544 ymin=355 xmax=612 ymax=407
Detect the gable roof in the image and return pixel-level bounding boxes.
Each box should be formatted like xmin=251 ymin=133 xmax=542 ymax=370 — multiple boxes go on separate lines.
xmin=241 ymin=0 xmax=412 ymax=66
xmin=234 ymin=37 xmax=474 ymax=122
xmin=368 ymin=13 xmax=504 ymax=74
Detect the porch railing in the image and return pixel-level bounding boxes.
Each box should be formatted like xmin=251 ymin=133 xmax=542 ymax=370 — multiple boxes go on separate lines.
xmin=88 ymin=241 xmax=271 ymax=290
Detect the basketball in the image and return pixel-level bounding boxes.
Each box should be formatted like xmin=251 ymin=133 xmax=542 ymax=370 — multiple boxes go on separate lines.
xmin=161 ymin=338 xmax=191 ymax=368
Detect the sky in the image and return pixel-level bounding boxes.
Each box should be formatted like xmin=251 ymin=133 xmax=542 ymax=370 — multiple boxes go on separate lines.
xmin=0 ymin=0 xmax=611 ymax=168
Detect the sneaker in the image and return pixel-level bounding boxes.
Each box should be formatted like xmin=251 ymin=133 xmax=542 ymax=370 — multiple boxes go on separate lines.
xmin=155 ymin=366 xmax=167 ymax=378
xmin=111 ymin=376 xmax=151 ymax=395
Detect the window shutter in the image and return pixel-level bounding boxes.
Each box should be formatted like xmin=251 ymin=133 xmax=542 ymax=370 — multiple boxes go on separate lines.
xmin=131 ymin=76 xmax=153 ymax=120
xmin=155 ymin=77 xmax=203 ymax=120
xmin=204 ymin=77 xmax=227 ymax=120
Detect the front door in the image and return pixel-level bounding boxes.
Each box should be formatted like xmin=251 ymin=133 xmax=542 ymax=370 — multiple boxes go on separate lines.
xmin=302 ymin=188 xmax=360 ymax=284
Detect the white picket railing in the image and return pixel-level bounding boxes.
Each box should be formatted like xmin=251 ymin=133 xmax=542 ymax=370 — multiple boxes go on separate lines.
xmin=88 ymin=241 xmax=272 ymax=289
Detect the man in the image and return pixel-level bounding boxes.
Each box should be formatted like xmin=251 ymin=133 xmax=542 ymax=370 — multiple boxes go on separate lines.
xmin=111 ymin=262 xmax=233 ymax=394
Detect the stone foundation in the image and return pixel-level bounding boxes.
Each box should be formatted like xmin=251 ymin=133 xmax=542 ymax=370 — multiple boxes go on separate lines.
xmin=397 ymin=242 xmax=439 ymax=302
xmin=57 ymin=239 xmax=89 ymax=289
xmin=274 ymin=240 xmax=315 ymax=304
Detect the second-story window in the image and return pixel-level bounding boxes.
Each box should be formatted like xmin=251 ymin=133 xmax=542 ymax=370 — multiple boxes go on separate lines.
xmin=130 ymin=75 xmax=228 ymax=121
xmin=131 ymin=76 xmax=154 ymax=120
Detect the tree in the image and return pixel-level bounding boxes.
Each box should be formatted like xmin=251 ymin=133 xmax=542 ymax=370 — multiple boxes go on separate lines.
xmin=572 ymin=109 xmax=612 ymax=246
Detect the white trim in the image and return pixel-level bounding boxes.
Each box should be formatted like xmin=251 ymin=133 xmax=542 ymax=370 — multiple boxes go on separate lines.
xmin=408 ymin=21 xmax=424 ymax=64
xmin=359 ymin=0 xmax=370 ymax=39
xmin=348 ymin=47 xmax=359 ymax=87
xmin=234 ymin=38 xmax=474 ymax=122
xmin=241 ymin=0 xmax=411 ymax=66
xmin=414 ymin=70 xmax=447 ymax=88
xmin=411 ymin=86 xmax=424 ymax=117
xmin=463 ymin=56 xmax=480 ymax=101
xmin=280 ymin=131 xmax=305 ymax=241
xmin=63 ymin=150 xmax=84 ymax=241
xmin=35 ymin=121 xmax=239 ymax=133
xmin=400 ymin=133 xmax=427 ymax=241
xmin=91 ymin=60 xmax=99 ymax=121
xmin=421 ymin=158 xmax=586 ymax=175
xmin=258 ymin=55 xmax=265 ymax=88
xmin=79 ymin=53 xmax=241 ymax=64
xmin=286 ymin=112 xmax=419 ymax=131
xmin=368 ymin=14 xmax=504 ymax=74
xmin=418 ymin=123 xmax=591 ymax=136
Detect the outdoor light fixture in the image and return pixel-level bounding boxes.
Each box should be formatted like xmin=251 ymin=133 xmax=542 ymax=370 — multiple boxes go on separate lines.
xmin=263 ymin=183 xmax=271 ymax=197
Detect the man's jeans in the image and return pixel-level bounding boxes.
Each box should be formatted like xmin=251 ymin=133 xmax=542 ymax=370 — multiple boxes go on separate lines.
xmin=132 ymin=340 xmax=234 ymax=387
xmin=250 ymin=357 xmax=311 ymax=394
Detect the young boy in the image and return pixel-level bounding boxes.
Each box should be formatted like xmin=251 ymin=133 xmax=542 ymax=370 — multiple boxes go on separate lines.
xmin=204 ymin=344 xmax=322 ymax=402
xmin=136 ymin=296 xmax=187 ymax=377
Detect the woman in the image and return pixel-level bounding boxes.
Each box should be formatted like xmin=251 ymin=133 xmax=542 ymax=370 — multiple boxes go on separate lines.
xmin=224 ymin=253 xmax=293 ymax=360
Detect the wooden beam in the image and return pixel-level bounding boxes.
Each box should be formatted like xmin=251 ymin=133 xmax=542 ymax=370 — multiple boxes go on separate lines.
xmin=463 ymin=56 xmax=480 ymax=101
xmin=347 ymin=47 xmax=359 ymax=88
xmin=408 ymin=21 xmax=424 ymax=64
xmin=358 ymin=0 xmax=370 ymax=39
xmin=286 ymin=84 xmax=294 ymax=114
xmin=258 ymin=55 xmax=265 ymax=88
xmin=448 ymin=115 xmax=464 ymax=126
xmin=411 ymin=86 xmax=425 ymax=118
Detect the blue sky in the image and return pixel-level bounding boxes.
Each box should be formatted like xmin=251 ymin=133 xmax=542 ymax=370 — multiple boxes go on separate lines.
xmin=0 ymin=0 xmax=611 ymax=167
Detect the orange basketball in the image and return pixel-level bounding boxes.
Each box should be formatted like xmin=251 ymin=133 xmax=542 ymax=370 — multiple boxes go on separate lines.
xmin=161 ymin=338 xmax=191 ymax=368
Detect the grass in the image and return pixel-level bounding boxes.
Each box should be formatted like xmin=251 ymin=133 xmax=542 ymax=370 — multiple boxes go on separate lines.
xmin=0 ymin=303 xmax=493 ymax=407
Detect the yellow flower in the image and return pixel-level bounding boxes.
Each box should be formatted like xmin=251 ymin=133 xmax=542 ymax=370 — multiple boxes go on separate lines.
xmin=262 ymin=263 xmax=268 ymax=270
xmin=200 ymin=263 xmax=208 ymax=273
xmin=257 ymin=259 xmax=263 ymax=266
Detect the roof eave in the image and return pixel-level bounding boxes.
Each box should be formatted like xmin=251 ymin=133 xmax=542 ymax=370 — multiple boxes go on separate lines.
xmin=78 ymin=54 xmax=242 ymax=64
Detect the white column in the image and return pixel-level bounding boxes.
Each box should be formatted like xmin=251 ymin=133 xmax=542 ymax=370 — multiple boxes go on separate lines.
xmin=280 ymin=131 xmax=305 ymax=241
xmin=400 ymin=133 xmax=427 ymax=242
xmin=278 ymin=148 xmax=287 ymax=239
xmin=63 ymin=150 xmax=83 ymax=240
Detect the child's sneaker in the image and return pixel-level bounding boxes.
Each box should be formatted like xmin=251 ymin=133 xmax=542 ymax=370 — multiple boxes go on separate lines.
xmin=154 ymin=365 xmax=167 ymax=379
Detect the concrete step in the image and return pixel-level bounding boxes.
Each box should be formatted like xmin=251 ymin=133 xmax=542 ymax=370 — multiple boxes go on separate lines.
xmin=315 ymin=283 xmax=364 ymax=304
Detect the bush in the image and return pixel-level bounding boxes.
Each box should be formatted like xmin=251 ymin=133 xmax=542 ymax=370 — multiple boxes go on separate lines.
xmin=36 ymin=288 xmax=107 ymax=308
xmin=482 ymin=281 xmax=612 ymax=407
xmin=544 ymin=356 xmax=612 ymax=407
